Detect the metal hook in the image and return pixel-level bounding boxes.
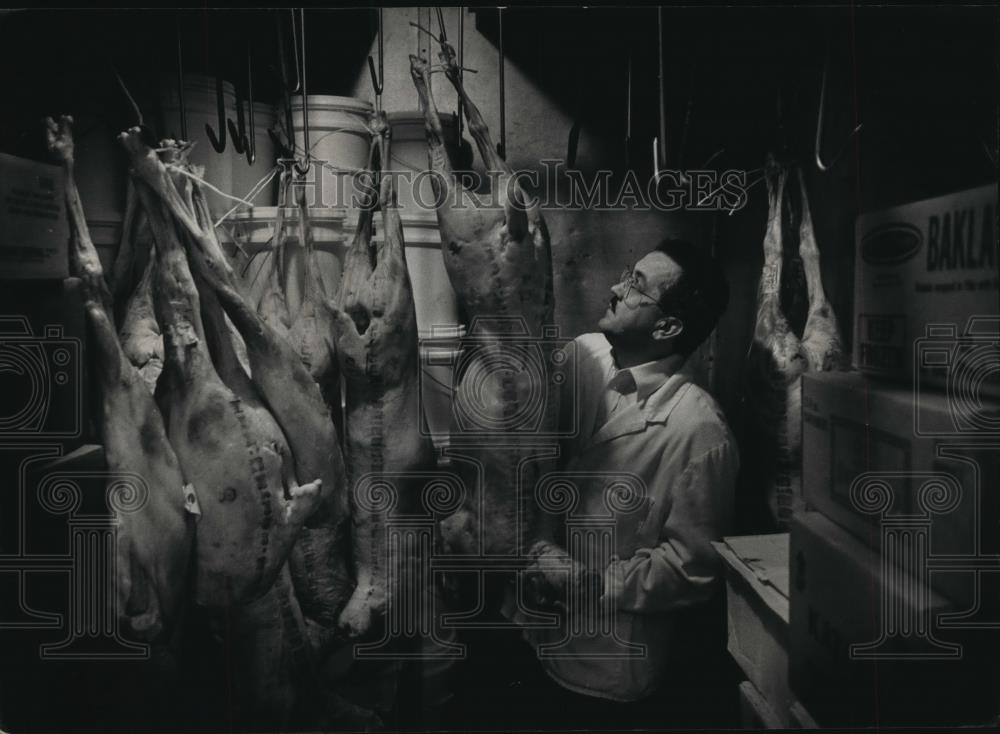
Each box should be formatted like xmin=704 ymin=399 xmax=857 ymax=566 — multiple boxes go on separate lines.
xmin=496 ymin=6 xmax=506 ymax=160
xmin=567 ymin=120 xmax=581 ymax=170
xmin=653 ymin=6 xmax=667 ymax=176
xmin=435 ymin=6 xmax=448 ymax=42
xmin=654 ymin=6 xmax=666 ymax=176
xmin=110 ymin=62 xmax=142 ymax=129
xmin=204 ymin=12 xmax=228 ymax=154
xmin=205 ymin=76 xmax=228 ymax=153
xmin=273 ymin=9 xmax=295 ymax=159
xmin=624 ymin=49 xmax=632 ymax=171
xmin=175 ymin=15 xmax=186 ymax=140
xmin=228 ymin=80 xmax=247 ymax=155
xmin=458 ymin=6 xmax=465 ymax=138
xmin=289 ymin=8 xmax=302 ymax=94
xmin=566 ymin=27 xmax=584 ymax=171
xmin=228 ymin=40 xmax=256 ymax=165
xmin=367 ymin=8 xmax=384 ymax=107
xmin=815 ymin=42 xmax=862 ymax=172
xmin=294 ymin=8 xmax=311 ymax=176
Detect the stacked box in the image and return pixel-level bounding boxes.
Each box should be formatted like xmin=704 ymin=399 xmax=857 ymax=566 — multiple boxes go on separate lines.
xmin=715 ymin=534 xmax=792 ymax=725
xmin=737 ymin=680 xmax=783 ymax=730
xmin=853 ymin=183 xmax=998 ymax=393
xmin=789 ymin=512 xmax=996 ymax=728
xmin=801 ymin=371 xmax=1000 ymax=611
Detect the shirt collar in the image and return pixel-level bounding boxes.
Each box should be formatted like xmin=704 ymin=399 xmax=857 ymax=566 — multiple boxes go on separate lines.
xmin=607 ymin=351 xmax=686 ymax=403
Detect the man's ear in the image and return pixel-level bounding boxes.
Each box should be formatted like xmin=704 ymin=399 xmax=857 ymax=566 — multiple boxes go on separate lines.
xmin=652 ymin=316 xmax=683 ymax=342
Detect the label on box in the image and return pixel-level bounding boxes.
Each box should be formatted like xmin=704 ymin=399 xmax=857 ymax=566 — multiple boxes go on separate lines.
xmin=854 ymin=184 xmax=999 ymax=385
xmin=0 ymin=152 xmax=69 ymax=279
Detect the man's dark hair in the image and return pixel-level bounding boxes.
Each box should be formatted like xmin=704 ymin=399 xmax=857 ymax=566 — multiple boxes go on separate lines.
xmin=652 ymin=238 xmax=730 ymax=356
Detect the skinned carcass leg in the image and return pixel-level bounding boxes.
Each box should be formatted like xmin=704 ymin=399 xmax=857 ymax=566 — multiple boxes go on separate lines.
xmin=797 ymin=169 xmax=847 ymax=373
xmin=329 ymin=132 xmax=435 ymax=638
xmin=745 ymin=161 xmax=848 ymax=529
xmin=45 ymin=115 xmax=193 ymax=641
xmin=286 ymin=175 xmax=342 ymax=421
xmin=121 ymin=128 xmax=321 ymax=608
xmin=258 ymin=170 xmax=294 ymax=336
xmin=745 ymin=160 xmax=811 ymax=528
xmin=118 ymin=251 xmax=164 ymax=394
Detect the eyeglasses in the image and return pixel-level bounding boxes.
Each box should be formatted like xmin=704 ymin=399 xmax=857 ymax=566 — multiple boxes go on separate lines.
xmin=618 ymin=266 xmax=661 ymax=310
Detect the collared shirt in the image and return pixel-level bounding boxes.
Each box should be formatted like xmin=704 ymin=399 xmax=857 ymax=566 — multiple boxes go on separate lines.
xmin=594 ymin=353 xmax=687 ymax=432
xmin=514 ymin=333 xmax=739 ymax=703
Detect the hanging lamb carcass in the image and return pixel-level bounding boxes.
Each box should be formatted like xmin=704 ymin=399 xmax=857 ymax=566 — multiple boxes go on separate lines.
xmin=745 ymin=159 xmax=847 ymax=529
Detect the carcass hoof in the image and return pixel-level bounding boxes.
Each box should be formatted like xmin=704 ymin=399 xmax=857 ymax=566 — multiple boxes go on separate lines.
xmin=125 ymin=608 xmax=164 ymax=642
xmin=337 ymin=590 xmax=383 ymax=639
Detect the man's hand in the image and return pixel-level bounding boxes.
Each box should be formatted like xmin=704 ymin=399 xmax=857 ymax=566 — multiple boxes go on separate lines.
xmin=523 ymin=541 xmax=603 ymax=613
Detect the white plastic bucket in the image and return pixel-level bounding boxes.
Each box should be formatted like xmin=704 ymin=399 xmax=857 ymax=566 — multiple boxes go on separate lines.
xmin=159 ymin=74 xmax=238 ymax=217
xmin=387 ymin=111 xmax=460 ymax=215
xmin=229 ymin=206 xmax=348 ymax=309
xmin=230 ymin=102 xmax=278 ymax=206
xmin=291 ymin=96 xmax=373 ymax=208
xmin=419 ymin=333 xmax=464 ymax=452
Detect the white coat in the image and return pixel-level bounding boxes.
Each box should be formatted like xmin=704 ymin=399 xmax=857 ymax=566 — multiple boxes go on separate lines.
xmin=511 ymin=332 xmax=739 ymax=702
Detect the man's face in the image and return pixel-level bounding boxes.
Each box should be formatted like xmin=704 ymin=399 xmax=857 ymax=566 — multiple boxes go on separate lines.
xmin=597 ymin=250 xmax=683 ymax=344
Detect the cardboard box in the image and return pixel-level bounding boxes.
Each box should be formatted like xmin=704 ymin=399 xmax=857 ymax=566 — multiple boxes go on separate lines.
xmin=714 ymin=534 xmax=792 ymax=726
xmin=737 ymin=680 xmax=784 ymax=729
xmin=0 ymin=153 xmax=69 ymax=279
xmin=801 ymin=370 xmax=1000 ymax=609
xmin=787 ymin=701 xmax=818 ymax=729
xmin=853 ymin=183 xmax=999 ymax=392
xmin=789 ymin=512 xmax=994 ymax=727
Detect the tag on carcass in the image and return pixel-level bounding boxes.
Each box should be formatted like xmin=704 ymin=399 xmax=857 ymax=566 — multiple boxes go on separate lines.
xmin=182 ymin=482 xmax=201 ymax=517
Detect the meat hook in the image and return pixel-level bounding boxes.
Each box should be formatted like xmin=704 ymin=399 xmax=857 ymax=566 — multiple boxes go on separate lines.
xmin=204 ymin=74 xmax=229 ymax=153
xmin=814 ymin=41 xmax=862 ymax=172
xmin=496 ymin=6 xmax=506 ymax=160
xmin=435 ymin=6 xmax=448 ymax=43
xmin=110 ymin=62 xmax=142 ymax=130
xmin=566 ymin=60 xmax=582 ymax=170
xmin=271 ymin=9 xmax=296 ymax=161
xmin=204 ymin=13 xmax=229 ymax=154
xmin=432 ymin=7 xmax=471 ymax=131
xmin=458 ymin=6 xmax=465 ymax=138
xmin=654 ymin=6 xmax=667 ymax=177
xmin=228 ymin=39 xmax=256 ymax=165
xmin=175 ymin=16 xmax=186 ymax=140
xmin=294 ymin=8 xmax=311 ymax=176
xmin=368 ymin=8 xmax=384 ymax=110
xmin=624 ymin=48 xmax=632 ymax=171
xmin=288 ymin=8 xmax=302 ymax=95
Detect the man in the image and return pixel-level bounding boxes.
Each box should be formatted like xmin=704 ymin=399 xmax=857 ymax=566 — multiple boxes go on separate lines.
xmin=500 ymin=238 xmax=739 ymax=730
